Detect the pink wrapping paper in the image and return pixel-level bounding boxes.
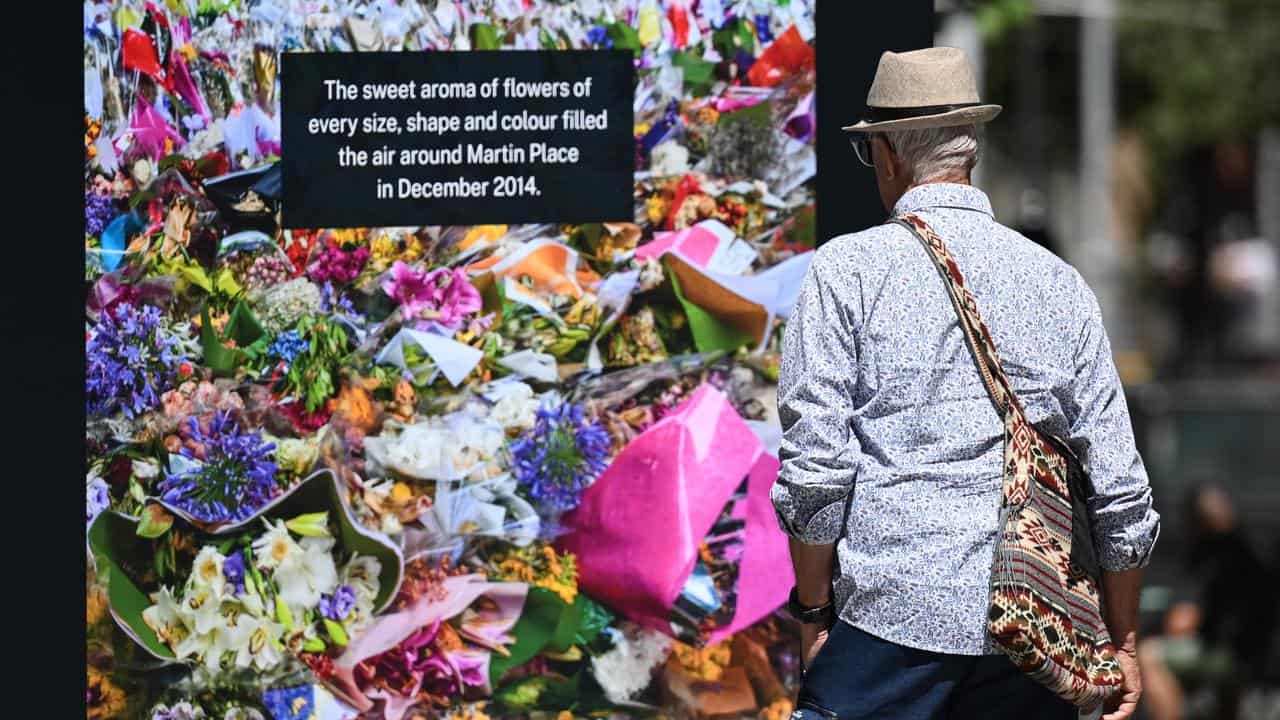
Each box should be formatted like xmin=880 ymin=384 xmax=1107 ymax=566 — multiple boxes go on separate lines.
xmin=634 ymin=224 xmax=721 ymax=266
xmin=329 ymin=574 xmax=527 ymax=718
xmin=558 ymin=385 xmax=792 ymax=642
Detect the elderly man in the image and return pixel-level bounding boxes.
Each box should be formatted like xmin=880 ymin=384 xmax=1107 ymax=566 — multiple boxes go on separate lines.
xmin=771 ymin=47 xmax=1160 ymax=720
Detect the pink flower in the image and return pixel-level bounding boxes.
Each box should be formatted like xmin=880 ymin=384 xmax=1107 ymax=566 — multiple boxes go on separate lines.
xmin=382 ymin=262 xmax=482 ymax=330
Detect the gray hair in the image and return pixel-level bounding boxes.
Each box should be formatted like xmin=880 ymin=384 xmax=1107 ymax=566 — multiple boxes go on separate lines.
xmin=880 ymin=124 xmax=982 ymax=184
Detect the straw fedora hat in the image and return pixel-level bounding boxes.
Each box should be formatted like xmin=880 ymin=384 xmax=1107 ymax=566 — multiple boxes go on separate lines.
xmin=843 ymin=47 xmax=1002 ymax=133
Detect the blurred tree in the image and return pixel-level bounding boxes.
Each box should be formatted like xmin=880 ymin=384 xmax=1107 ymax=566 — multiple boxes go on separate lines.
xmin=1116 ymin=0 xmax=1280 ymax=187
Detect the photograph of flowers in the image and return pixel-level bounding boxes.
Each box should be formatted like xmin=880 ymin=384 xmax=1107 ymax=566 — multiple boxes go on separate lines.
xmin=84 ymin=1 xmax=817 ymax=718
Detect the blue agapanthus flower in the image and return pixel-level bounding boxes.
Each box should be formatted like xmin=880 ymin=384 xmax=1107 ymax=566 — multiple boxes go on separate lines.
xmin=585 ymin=25 xmax=613 ymax=48
xmin=262 ymin=685 xmax=314 ymax=720
xmin=86 ymin=302 xmax=186 ymax=419
xmin=267 ymin=329 xmax=308 ymax=368
xmin=509 ymin=401 xmax=611 ymax=511
xmin=156 ymin=410 xmax=279 ymax=524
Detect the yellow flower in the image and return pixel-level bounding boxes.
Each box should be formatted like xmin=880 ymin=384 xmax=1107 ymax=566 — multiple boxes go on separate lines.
xmin=760 ymin=698 xmax=793 ymax=720
xmin=498 ymin=557 xmax=535 ymax=583
xmin=645 ymin=196 xmax=669 ymax=224
xmin=86 ymin=666 xmax=128 ymax=719
xmin=390 ymin=482 xmax=413 ymax=504
xmin=556 ymin=712 xmax=574 ymax=720
xmin=634 ymin=122 xmax=652 ymax=136
xmin=87 ymin=583 xmax=109 ymax=626
xmin=672 ymin=641 xmax=732 ymax=682
xmin=371 ymin=234 xmax=398 ymax=262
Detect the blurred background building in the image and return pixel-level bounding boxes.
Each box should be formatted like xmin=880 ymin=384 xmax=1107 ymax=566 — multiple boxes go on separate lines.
xmin=933 ymin=1 xmax=1280 ymax=717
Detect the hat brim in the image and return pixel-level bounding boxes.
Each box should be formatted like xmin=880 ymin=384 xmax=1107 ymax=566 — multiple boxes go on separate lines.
xmin=842 ymin=104 xmax=1002 ymax=133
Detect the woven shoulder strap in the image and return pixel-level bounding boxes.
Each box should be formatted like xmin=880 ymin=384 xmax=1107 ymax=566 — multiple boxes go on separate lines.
xmin=891 ymin=213 xmax=1025 ymax=419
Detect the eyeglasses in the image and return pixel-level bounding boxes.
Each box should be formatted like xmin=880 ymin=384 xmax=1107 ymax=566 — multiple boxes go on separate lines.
xmin=849 ymin=134 xmax=888 ymax=168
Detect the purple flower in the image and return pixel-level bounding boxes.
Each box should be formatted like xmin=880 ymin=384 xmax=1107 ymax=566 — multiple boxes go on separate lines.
xmin=155 ymin=410 xmax=279 ymax=524
xmin=306 ymin=242 xmax=370 ymax=285
xmin=223 ymin=550 xmax=246 ymax=595
xmin=85 ymin=191 xmax=118 ymax=237
xmin=86 ymin=302 xmax=186 ymax=419
xmin=381 ymin=261 xmax=482 ymax=330
xmin=509 ymin=401 xmax=612 ymax=511
xmin=319 ymin=280 xmax=359 ymax=316
xmin=86 ymin=477 xmax=111 ymax=525
xmin=318 ymin=584 xmax=356 ymax=621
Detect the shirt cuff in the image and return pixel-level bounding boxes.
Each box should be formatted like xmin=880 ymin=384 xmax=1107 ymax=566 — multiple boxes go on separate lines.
xmin=1097 ymin=513 xmax=1161 ymax=572
xmin=772 ymin=496 xmax=846 ymax=545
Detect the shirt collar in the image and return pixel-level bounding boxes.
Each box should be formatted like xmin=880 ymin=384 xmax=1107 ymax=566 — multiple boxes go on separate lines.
xmin=892 ymin=183 xmax=993 ymax=218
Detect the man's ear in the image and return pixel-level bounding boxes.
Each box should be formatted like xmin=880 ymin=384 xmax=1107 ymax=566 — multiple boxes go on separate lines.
xmin=874 ymin=136 xmax=898 ymax=181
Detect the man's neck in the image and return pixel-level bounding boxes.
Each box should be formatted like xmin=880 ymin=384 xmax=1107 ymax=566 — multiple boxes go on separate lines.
xmin=908 ymin=174 xmax=971 ymax=192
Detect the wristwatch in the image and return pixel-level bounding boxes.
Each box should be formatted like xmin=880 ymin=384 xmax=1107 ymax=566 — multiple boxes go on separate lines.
xmin=787 ymin=587 xmax=835 ymax=628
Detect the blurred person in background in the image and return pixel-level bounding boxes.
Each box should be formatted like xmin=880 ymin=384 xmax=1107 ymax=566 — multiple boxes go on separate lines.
xmin=773 ymin=47 xmax=1160 ymax=720
xmin=1138 ymin=484 xmax=1279 ymax=720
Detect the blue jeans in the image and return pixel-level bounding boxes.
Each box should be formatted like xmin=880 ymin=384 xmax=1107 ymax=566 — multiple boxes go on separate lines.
xmin=793 ymin=620 xmax=1080 ymax=720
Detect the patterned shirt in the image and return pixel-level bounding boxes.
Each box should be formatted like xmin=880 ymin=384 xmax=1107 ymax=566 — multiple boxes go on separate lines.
xmin=771 ymin=183 xmax=1161 ymax=655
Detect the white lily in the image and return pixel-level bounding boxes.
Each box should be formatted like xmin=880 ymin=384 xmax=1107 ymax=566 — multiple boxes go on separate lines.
xmin=142 ymin=586 xmax=189 ymax=646
xmin=252 ymin=519 xmax=303 ymax=571
xmin=183 ymin=585 xmax=226 ymax=636
xmin=272 ymin=535 xmax=339 ymax=609
xmin=190 ymin=546 xmax=227 ymax=599
xmin=224 ymin=610 xmax=286 ymax=671
xmin=340 ymin=556 xmax=382 ymax=633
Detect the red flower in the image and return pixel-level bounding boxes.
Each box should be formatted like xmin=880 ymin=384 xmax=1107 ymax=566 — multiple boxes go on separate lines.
xmin=178 ymin=362 xmax=193 ymax=378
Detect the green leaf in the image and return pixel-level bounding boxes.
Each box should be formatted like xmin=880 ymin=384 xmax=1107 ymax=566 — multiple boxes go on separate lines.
xmin=574 ymin=595 xmax=614 ymax=647
xmin=285 ymin=511 xmax=331 ymax=537
xmin=488 ymin=587 xmax=571 ymax=686
xmin=88 ymin=513 xmax=175 ymax=660
xmin=213 ymin=268 xmax=243 ymax=298
xmin=136 ymin=505 xmax=174 ymax=538
xmin=712 ymin=17 xmax=754 ymax=59
xmin=493 ymin=674 xmax=581 ymax=713
xmin=471 ymin=23 xmax=501 ymax=50
xmin=275 ymin=595 xmax=295 ymax=631
xmin=323 ymin=618 xmax=350 ymax=647
xmin=607 ymin=22 xmax=642 ymax=54
xmin=302 ymin=637 xmax=327 ymax=653
xmin=672 ymin=51 xmax=716 ymax=96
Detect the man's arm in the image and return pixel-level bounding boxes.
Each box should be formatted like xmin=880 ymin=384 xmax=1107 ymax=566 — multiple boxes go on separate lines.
xmin=1061 ymin=276 xmax=1160 ymax=575
xmin=770 ymin=256 xmax=861 ymax=595
xmin=790 ymin=539 xmax=836 ymax=608
xmin=1102 ymin=568 xmax=1144 ymax=720
xmin=1060 ymin=276 xmax=1160 ymax=720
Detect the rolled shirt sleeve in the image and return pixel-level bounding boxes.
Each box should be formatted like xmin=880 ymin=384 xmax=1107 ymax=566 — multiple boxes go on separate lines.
xmin=770 ymin=257 xmax=861 ymax=545
xmin=1062 ymin=278 xmax=1161 ymax=571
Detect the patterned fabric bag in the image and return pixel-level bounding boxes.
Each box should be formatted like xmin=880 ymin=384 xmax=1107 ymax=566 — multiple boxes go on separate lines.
xmin=892 ymin=213 xmax=1123 ymax=709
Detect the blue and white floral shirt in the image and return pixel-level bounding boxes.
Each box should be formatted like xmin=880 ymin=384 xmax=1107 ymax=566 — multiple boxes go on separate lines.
xmin=771 ymin=183 xmax=1161 ymax=655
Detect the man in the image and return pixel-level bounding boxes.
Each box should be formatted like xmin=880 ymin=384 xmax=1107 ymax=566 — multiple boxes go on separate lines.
xmin=771 ymin=47 xmax=1160 ymax=720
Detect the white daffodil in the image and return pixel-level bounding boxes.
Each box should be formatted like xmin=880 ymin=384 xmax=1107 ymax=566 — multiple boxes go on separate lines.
xmin=173 ymin=616 xmax=227 ymax=673
xmin=142 ymin=586 xmax=190 ymax=647
xmin=340 ymin=555 xmax=382 ymax=600
xmin=340 ymin=556 xmax=382 ymax=633
xmin=190 ymin=546 xmax=227 ymax=599
xmin=273 ymin=535 xmax=339 ymax=609
xmin=224 ymin=610 xmax=286 ymax=672
xmin=183 ymin=585 xmax=227 ymax=637
xmin=252 ymin=519 xmax=303 ymax=571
